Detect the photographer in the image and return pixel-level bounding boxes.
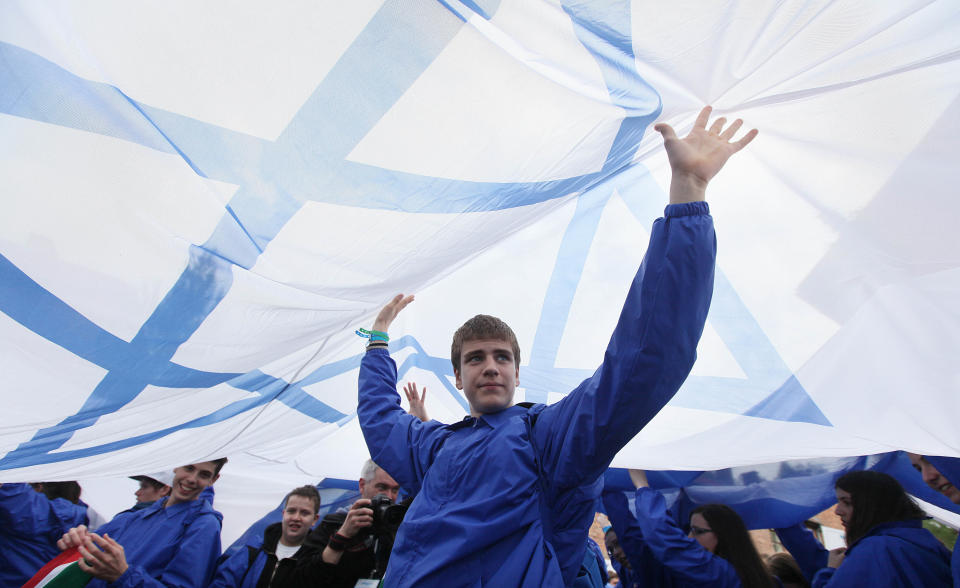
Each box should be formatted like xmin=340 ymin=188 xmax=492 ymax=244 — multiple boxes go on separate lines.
xmin=292 ymin=460 xmax=404 ymax=587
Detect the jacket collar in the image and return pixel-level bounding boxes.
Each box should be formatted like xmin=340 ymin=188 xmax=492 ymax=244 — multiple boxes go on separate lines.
xmin=143 ymin=495 xmax=200 ymax=518
xmin=447 ymin=404 xmax=527 ymax=431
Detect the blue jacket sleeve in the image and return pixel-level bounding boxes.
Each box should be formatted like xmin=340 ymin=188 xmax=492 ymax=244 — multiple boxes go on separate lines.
xmin=632 ymin=487 xmax=741 ymax=588
xmin=774 ymin=523 xmax=827 ymax=582
xmin=357 ymin=347 xmax=451 ymax=491
xmin=533 ymin=202 xmax=716 ymax=487
xmin=0 ymin=483 xmax=88 ymax=539
xmin=602 ymin=488 xmax=677 ymax=588
xmin=925 ymin=456 xmax=960 ymax=588
xmin=109 ymin=512 xmax=222 ymax=588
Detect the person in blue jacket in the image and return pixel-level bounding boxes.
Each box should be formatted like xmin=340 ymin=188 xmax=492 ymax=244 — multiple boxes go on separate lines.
xmin=210 ymin=485 xmax=321 ymax=587
xmin=602 ymin=496 xmax=675 ymax=588
xmin=56 ymin=458 xmax=227 ymax=588
xmin=123 ymin=472 xmax=173 ymax=513
xmin=0 ymin=481 xmax=90 ymax=586
xmin=607 ymin=469 xmax=776 ymax=587
xmin=574 ymin=537 xmax=609 ymax=588
xmin=773 ymin=522 xmax=826 ymax=585
xmin=908 ymin=453 xmax=960 ymax=588
xmin=812 ymin=469 xmax=952 ymax=587
xmin=356 ymin=106 xmax=757 ymax=587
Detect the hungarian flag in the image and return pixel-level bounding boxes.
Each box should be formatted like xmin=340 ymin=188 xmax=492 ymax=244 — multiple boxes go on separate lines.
xmin=21 ymin=547 xmax=91 ymax=588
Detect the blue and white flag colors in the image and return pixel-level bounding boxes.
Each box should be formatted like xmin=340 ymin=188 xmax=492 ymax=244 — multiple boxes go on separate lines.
xmin=2 ymin=0 xmax=960 ymax=539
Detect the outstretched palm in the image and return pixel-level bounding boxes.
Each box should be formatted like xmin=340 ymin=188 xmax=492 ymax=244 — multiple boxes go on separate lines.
xmin=655 ymin=106 xmax=758 ymax=202
xmin=372 ymin=293 xmax=414 ymax=333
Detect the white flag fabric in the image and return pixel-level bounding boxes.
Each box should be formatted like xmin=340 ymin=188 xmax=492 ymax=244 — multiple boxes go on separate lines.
xmin=2 ymin=0 xmax=960 ymax=539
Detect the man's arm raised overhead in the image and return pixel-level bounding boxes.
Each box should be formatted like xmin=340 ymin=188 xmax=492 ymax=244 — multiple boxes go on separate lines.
xmin=357 ymin=294 xmax=448 ymax=493
xmin=534 ymin=107 xmax=757 ymax=487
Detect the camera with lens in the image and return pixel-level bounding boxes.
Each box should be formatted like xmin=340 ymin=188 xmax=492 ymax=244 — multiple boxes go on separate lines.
xmin=368 ymin=493 xmax=408 ymax=536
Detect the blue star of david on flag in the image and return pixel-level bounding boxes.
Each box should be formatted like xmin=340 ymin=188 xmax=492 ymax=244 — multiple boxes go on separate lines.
xmin=0 ymin=0 xmax=827 ymax=474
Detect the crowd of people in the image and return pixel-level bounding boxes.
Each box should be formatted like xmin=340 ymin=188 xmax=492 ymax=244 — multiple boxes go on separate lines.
xmin=2 ymin=454 xmax=958 ymax=587
xmin=3 ymin=107 xmax=957 ymax=587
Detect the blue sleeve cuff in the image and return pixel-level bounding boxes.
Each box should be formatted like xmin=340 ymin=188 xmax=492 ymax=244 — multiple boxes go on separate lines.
xmin=107 ymin=567 xmax=134 ymax=587
xmin=664 ymin=201 xmax=710 ymax=217
xmin=365 ymin=347 xmax=391 ymax=357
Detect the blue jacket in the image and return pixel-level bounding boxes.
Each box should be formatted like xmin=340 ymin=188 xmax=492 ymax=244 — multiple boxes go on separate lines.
xmin=928 ymin=456 xmax=960 ymax=588
xmin=0 ymin=483 xmax=89 ymax=587
xmin=602 ymin=489 xmax=677 ymax=588
xmin=627 ymin=487 xmax=741 ymax=587
xmin=358 ymin=202 xmax=717 ymax=587
xmin=210 ymin=522 xmax=318 ymax=588
xmin=573 ymin=540 xmax=608 ymax=588
xmin=611 ymin=558 xmax=638 ymax=588
xmin=774 ymin=523 xmax=827 ymax=583
xmin=87 ymin=496 xmax=223 ymax=588
xmin=811 ymin=519 xmax=951 ymax=587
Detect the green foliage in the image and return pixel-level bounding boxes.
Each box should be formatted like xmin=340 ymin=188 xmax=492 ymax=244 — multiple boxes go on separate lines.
xmin=924 ymin=519 xmax=957 ymax=550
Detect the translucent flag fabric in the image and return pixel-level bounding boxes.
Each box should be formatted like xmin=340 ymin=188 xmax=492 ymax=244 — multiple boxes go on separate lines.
xmin=2 ymin=0 xmax=960 ymax=541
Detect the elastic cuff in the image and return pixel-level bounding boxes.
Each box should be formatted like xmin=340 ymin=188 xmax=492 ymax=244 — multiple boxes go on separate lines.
xmin=664 ymin=201 xmax=709 ymax=218
xmin=107 ymin=567 xmax=133 ymax=587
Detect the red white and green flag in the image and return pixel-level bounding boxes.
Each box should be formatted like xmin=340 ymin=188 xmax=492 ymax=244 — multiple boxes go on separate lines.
xmin=21 ymin=547 xmax=91 ymax=588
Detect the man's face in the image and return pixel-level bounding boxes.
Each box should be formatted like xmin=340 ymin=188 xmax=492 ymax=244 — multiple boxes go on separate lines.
xmin=455 ymin=339 xmax=518 ymax=417
xmin=280 ymin=495 xmax=319 ymax=547
xmin=605 ymin=530 xmax=628 ymax=568
xmin=167 ymin=461 xmax=219 ymax=506
xmin=908 ymin=453 xmax=960 ymax=504
xmin=135 ymin=479 xmax=170 ymax=503
xmin=359 ymin=467 xmax=401 ymax=502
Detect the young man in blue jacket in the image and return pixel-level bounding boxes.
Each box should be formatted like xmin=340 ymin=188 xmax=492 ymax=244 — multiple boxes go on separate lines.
xmin=210 ymin=485 xmax=321 ymax=587
xmin=357 ymin=107 xmax=757 ymax=587
xmin=909 ymin=453 xmax=960 ymax=587
xmin=56 ymin=458 xmax=227 ymax=588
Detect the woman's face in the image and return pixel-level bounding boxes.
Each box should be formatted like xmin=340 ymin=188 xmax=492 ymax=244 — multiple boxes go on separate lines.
xmin=689 ymin=513 xmax=718 ymax=553
xmin=834 ymin=487 xmax=853 ymax=529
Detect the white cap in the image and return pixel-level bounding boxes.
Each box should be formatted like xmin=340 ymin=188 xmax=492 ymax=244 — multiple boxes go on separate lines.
xmin=130 ymin=470 xmax=174 ymax=487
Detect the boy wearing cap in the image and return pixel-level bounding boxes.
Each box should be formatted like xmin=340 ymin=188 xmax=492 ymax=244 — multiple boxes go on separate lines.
xmin=123 ymin=472 xmax=172 ymax=513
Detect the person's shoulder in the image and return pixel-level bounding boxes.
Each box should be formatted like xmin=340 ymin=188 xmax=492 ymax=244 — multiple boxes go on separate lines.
xmin=48 ymin=496 xmax=89 ymax=526
xmin=180 ymin=498 xmax=223 ymax=529
xmin=196 ymin=501 xmax=224 ymax=523
xmin=847 ymin=527 xmax=922 ymax=561
xmin=513 ymin=401 xmax=547 ymax=423
xmin=302 ymin=511 xmax=342 ymax=548
xmin=0 ymin=482 xmax=32 ymax=498
xmin=321 ymin=509 xmax=347 ymax=526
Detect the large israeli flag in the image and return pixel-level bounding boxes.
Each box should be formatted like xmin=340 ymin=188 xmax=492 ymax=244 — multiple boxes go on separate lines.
xmin=3 ymin=0 xmax=959 ymax=539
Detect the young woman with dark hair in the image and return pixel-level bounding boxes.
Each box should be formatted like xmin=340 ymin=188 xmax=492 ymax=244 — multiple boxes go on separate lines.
xmin=766 ymin=553 xmax=809 ymax=588
xmin=31 ymin=481 xmax=82 ymax=504
xmin=812 ymin=470 xmax=952 ymax=587
xmin=603 ymin=469 xmax=777 ymax=587
xmin=689 ymin=503 xmax=776 ymax=587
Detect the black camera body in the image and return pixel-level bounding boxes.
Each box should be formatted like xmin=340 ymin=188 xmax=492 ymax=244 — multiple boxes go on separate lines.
xmin=368 ymin=493 xmax=408 ymax=536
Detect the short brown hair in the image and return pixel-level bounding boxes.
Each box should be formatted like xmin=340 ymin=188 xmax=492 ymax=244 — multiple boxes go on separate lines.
xmin=211 ymin=457 xmax=228 ymax=476
xmin=285 ymin=485 xmax=321 ymax=513
xmin=450 ymin=315 xmax=520 ymax=372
